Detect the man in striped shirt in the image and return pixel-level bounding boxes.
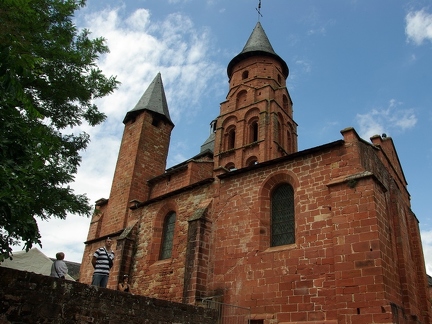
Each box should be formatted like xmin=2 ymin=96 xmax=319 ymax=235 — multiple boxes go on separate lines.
xmin=91 ymin=237 xmax=115 ymax=288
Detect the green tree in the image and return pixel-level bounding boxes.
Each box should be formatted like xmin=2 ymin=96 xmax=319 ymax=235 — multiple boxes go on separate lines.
xmin=0 ymin=0 xmax=119 ymax=261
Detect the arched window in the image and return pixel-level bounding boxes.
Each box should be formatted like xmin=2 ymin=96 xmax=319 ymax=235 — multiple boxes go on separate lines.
xmin=276 ymin=120 xmax=283 ymax=145
xmin=246 ymin=157 xmax=258 ymax=166
xmin=160 ymin=212 xmax=176 ymax=260
xmin=271 ymin=184 xmax=295 ymax=246
xmin=283 ymin=95 xmax=289 ymax=111
xmin=236 ymin=90 xmax=247 ymax=108
xmin=225 ymin=163 xmax=236 ymax=171
xmin=227 ymin=128 xmax=236 ymax=149
xmin=249 ymin=120 xmax=259 ymax=143
xmin=242 ymin=70 xmax=249 ymax=80
xmin=287 ymin=130 xmax=292 ymax=152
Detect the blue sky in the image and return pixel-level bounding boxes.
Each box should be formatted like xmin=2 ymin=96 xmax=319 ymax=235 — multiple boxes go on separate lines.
xmin=28 ymin=0 xmax=432 ymax=272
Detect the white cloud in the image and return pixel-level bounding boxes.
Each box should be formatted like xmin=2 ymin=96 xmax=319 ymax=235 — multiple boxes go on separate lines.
xmin=356 ymin=99 xmax=417 ymax=140
xmin=168 ymin=0 xmax=184 ymax=3
xmin=307 ymin=26 xmax=326 ymax=36
xmin=405 ymin=9 xmax=432 ymax=45
xmin=126 ymin=8 xmax=151 ymax=30
xmin=295 ymin=60 xmax=312 ymax=73
xmin=301 ymin=6 xmax=335 ymax=37
xmin=80 ymin=8 xmax=223 ymax=122
xmin=22 ymin=6 xmax=224 ymax=262
xmin=37 ymin=215 xmax=92 ymax=263
xmin=421 ymin=230 xmax=432 ymax=275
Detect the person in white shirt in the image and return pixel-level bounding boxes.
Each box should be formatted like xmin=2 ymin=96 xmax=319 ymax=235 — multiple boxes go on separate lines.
xmin=50 ymin=252 xmax=68 ymax=279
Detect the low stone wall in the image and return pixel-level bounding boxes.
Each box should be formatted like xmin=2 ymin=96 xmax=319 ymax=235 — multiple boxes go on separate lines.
xmin=0 ymin=266 xmax=217 ymax=323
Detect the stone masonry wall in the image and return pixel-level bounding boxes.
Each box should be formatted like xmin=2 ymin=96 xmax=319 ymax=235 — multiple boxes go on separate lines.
xmin=130 ymin=185 xmax=214 ymax=303
xmin=204 ymin=131 xmax=431 ymax=323
xmin=0 ymin=267 xmax=217 ymax=324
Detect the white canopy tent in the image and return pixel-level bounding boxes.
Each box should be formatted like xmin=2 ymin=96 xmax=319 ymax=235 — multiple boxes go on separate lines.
xmin=1 ymin=247 xmax=75 ymax=281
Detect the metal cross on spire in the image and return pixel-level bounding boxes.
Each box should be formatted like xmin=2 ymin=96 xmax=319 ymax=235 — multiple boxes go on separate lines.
xmin=256 ymin=0 xmax=263 ymax=20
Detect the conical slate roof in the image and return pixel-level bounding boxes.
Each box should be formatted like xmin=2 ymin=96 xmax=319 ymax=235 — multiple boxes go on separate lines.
xmin=227 ymin=22 xmax=289 ymax=78
xmin=242 ymin=21 xmax=277 ymax=55
xmin=123 ymin=72 xmax=172 ymax=125
xmin=200 ymin=132 xmax=215 ymax=153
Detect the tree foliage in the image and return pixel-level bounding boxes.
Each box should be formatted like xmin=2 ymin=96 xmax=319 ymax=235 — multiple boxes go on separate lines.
xmin=0 ymin=0 xmax=119 ymax=260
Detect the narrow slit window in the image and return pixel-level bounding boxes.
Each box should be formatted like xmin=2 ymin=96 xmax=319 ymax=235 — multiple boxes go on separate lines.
xmin=228 ymin=128 xmax=236 ymax=149
xmin=250 ymin=120 xmax=258 ymax=142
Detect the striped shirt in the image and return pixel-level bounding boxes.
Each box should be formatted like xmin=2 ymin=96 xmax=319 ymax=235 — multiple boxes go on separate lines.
xmin=93 ymin=247 xmax=114 ymax=276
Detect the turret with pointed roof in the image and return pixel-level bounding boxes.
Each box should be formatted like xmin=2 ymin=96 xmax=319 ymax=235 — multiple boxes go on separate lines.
xmin=213 ymin=22 xmax=297 ymax=170
xmin=123 ymin=72 xmax=172 ymax=125
xmin=227 ymin=22 xmax=289 ymax=79
xmin=85 ymin=73 xmax=174 ymax=241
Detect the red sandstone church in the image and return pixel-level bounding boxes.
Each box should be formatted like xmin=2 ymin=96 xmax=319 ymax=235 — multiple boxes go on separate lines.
xmin=79 ymin=22 xmax=431 ymax=323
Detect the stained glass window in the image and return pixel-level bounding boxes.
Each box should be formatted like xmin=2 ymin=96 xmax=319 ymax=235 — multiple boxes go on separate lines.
xmin=271 ymin=184 xmax=295 ymax=246
xmin=160 ymin=212 xmax=176 ymax=260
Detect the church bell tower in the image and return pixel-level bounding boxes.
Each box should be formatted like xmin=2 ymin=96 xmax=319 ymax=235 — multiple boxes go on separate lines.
xmin=213 ymin=22 xmax=297 ymax=170
xmin=87 ymin=72 xmax=174 ymax=239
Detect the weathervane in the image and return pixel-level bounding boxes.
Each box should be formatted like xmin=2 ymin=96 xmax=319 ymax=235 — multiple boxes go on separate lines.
xmin=256 ymin=0 xmax=263 ymax=20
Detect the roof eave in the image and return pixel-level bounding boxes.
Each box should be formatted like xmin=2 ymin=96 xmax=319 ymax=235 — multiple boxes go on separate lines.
xmin=227 ymin=50 xmax=289 ymax=79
